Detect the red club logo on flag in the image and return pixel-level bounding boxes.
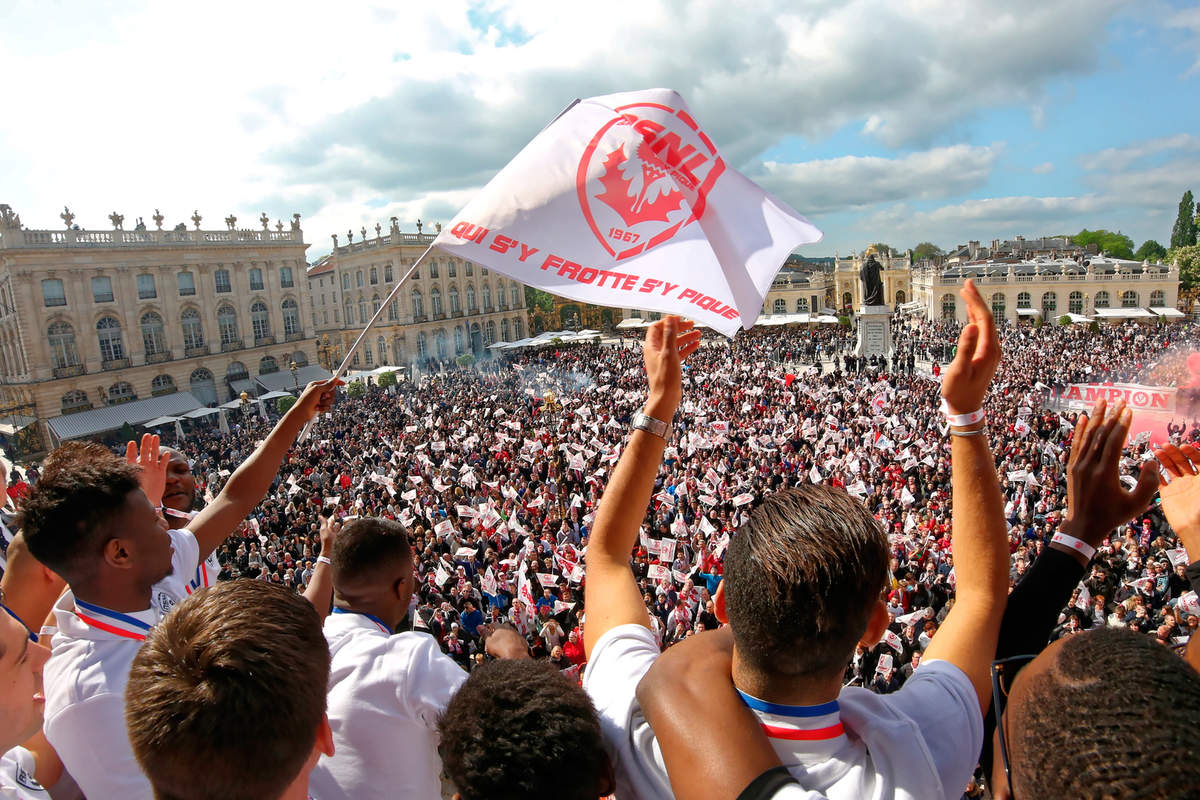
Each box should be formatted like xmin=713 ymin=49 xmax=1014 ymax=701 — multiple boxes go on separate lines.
xmin=576 ymin=100 xmax=725 ymax=261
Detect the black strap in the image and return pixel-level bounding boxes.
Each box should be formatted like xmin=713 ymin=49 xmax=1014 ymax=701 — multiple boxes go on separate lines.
xmin=738 ymin=766 xmax=801 ymax=800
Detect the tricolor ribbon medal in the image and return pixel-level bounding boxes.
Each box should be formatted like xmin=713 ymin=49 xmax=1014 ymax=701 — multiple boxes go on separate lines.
xmin=74 ymin=598 xmax=153 ymax=642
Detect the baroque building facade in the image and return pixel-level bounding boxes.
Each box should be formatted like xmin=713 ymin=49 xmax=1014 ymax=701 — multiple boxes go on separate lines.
xmin=0 ymin=204 xmax=315 ymax=449
xmin=307 ymin=219 xmax=527 ymax=372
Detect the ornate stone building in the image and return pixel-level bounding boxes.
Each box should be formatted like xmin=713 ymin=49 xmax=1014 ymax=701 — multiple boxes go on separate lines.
xmin=306 ymin=219 xmax=527 ymax=370
xmin=762 ymin=247 xmax=913 ymax=317
xmin=0 ymin=204 xmax=316 ymax=450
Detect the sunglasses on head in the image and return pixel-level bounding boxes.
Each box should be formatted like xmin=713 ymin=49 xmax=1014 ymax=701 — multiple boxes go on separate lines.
xmin=991 ymin=653 xmax=1038 ymax=797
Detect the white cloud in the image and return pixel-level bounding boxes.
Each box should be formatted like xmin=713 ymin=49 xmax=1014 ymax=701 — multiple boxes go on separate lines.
xmin=1032 ymin=161 xmax=1055 ymax=174
xmin=1085 ymin=134 xmax=1200 ymax=172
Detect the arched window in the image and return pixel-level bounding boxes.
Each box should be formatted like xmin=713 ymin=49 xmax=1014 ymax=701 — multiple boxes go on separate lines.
xmin=259 ymin=356 xmax=279 ymax=374
xmin=486 ymin=320 xmax=496 ymax=345
xmin=773 ymin=298 xmax=786 ymax=313
xmin=482 ymin=284 xmax=492 ymax=310
xmin=151 ymin=374 xmax=176 ymax=396
xmin=227 ymin=361 xmax=249 ymax=382
xmin=1122 ymin=290 xmax=1139 ymax=308
xmin=435 ymin=329 xmax=448 ymax=359
xmin=292 ymin=350 xmax=309 ymax=367
xmin=344 ymin=298 xmax=354 ymax=326
xmin=430 ymin=260 xmax=440 ymax=279
xmin=449 ymin=286 xmax=460 ymax=313
xmin=140 ymin=312 xmax=166 ymax=356
xmin=1041 ymin=292 xmax=1057 ymax=317
xmin=61 ymin=389 xmax=91 ymax=414
xmin=251 ymin=301 xmax=271 ymax=342
xmin=218 ymin=304 xmax=240 ymax=347
xmin=502 ymin=318 xmax=511 ymax=340
xmin=97 ymin=316 xmax=125 ymax=363
xmin=514 ymin=317 xmax=524 ymax=338
xmin=412 ymin=290 xmax=424 ymax=318
xmin=358 ymin=296 xmax=368 ymax=323
xmin=842 ymin=292 xmax=852 ymax=309
xmin=356 ymin=270 xmax=363 ymax=287
xmin=1094 ymin=291 xmax=1110 ymax=309
xmin=181 ymin=308 xmax=205 ymax=350
xmin=991 ymin=293 xmax=1006 ymax=325
xmin=895 ymin=290 xmax=906 ymax=305
xmin=108 ymin=381 xmax=136 ymax=404
xmin=417 ymin=331 xmax=428 ymax=359
xmin=1150 ymin=290 xmax=1165 ymax=307
xmin=370 ymin=267 xmax=378 ymax=285
xmin=377 ymin=336 xmax=387 ymax=364
xmin=388 ymin=300 xmax=397 ymax=322
xmin=190 ymin=368 xmax=217 ymax=406
xmin=1070 ymin=291 xmax=1084 ymax=313
xmin=48 ymin=321 xmax=80 ymax=369
xmin=511 ymin=285 xmax=520 ymax=308
xmin=364 ymin=341 xmax=373 ymax=365
xmin=249 ymin=268 xmax=264 ymax=291
xmin=465 ymin=261 xmax=474 ymax=277
xmin=1017 ymin=292 xmax=1031 ymax=309
xmin=497 ymin=280 xmax=506 ymax=308
xmin=466 ymin=285 xmax=477 ymax=312
xmin=431 ymin=288 xmax=443 ymax=316
xmin=796 ymin=297 xmax=809 ymax=313
xmin=448 ymin=260 xmax=457 ymax=278
xmin=454 ymin=326 xmax=465 ymax=354
xmin=372 ymin=294 xmax=381 ymax=315
xmin=282 ymin=299 xmax=300 ymax=337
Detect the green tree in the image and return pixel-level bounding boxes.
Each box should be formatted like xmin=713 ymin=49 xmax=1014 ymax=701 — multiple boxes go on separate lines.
xmin=868 ymin=243 xmax=895 ymax=256
xmin=345 ymin=381 xmax=365 ymax=399
xmin=456 ymin=353 xmax=476 ymax=369
xmin=1134 ymin=239 xmax=1168 ymax=262
xmin=1173 ymin=244 xmax=1200 ymax=291
xmin=1058 ymin=314 xmax=1071 ymax=326
xmin=1171 ymin=190 xmax=1197 ymax=249
xmin=912 ymin=242 xmax=943 ymax=262
xmin=276 ymin=396 xmax=297 ymax=414
xmin=376 ymin=370 xmax=397 ymax=388
xmin=524 ymin=287 xmax=555 ymax=314
xmin=1071 ymin=229 xmax=1134 ymax=259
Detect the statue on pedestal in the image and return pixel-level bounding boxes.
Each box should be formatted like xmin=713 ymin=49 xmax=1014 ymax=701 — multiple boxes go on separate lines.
xmin=860 ymin=254 xmax=884 ymax=306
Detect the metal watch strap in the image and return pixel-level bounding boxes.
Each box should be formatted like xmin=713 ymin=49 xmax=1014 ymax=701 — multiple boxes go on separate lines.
xmin=631 ymin=411 xmax=669 ymax=439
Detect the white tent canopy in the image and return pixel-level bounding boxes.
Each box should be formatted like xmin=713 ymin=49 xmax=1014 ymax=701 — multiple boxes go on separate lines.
xmin=142 ymin=415 xmax=183 ymax=428
xmin=1151 ymin=306 xmax=1185 ymax=318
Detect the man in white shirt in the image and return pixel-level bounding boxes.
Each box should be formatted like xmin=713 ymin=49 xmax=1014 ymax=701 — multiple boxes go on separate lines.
xmin=583 ymin=295 xmax=1007 ymax=800
xmin=308 ymin=517 xmax=467 ymax=800
xmin=19 ymin=380 xmax=338 ymax=800
xmin=0 ymin=595 xmax=52 ymax=799
xmin=125 ymin=580 xmax=333 ymax=800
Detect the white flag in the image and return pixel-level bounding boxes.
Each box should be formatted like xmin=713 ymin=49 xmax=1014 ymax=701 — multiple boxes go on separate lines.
xmin=481 ymin=567 xmax=498 ymax=596
xmin=432 ymin=88 xmax=822 ymax=336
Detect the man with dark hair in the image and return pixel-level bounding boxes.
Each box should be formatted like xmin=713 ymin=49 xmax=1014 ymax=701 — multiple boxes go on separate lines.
xmin=21 ymin=380 xmax=337 ymax=799
xmin=585 ymin=290 xmax=1008 ymax=799
xmin=308 ymin=516 xmax=467 ymax=800
xmin=125 ymin=580 xmax=333 ymax=800
xmin=1000 ymin=627 xmax=1200 ymax=798
xmin=437 ymin=658 xmax=614 ymax=800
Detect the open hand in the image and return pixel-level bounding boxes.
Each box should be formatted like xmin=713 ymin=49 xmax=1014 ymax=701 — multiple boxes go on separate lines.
xmin=940 ymin=280 xmax=1001 ymax=415
xmin=1062 ymin=399 xmax=1158 ymax=545
xmin=643 ymin=316 xmax=702 ymax=419
xmin=318 ymin=514 xmax=340 ymax=556
xmin=1155 ymin=442 xmax=1200 ymax=555
xmin=125 ymin=433 xmax=170 ymax=508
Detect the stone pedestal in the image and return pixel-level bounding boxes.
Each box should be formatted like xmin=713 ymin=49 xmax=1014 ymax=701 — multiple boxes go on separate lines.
xmin=854 ymin=305 xmax=893 ymax=358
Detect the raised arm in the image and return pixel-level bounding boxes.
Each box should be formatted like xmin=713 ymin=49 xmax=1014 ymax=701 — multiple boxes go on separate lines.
xmin=190 ymin=379 xmax=339 ymax=560
xmin=584 ymin=316 xmax=701 ymax=659
xmin=302 ymin=515 xmax=338 ymax=620
xmin=921 ymin=279 xmax=1006 ymax=713
xmin=1154 ymin=442 xmax=1200 ymax=672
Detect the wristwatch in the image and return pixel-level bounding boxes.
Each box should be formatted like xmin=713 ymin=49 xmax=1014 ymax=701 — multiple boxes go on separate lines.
xmin=631 ymin=410 xmax=670 ymax=440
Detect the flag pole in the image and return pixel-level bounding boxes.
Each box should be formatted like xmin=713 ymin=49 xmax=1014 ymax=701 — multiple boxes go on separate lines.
xmin=298 ymin=238 xmax=439 ymax=441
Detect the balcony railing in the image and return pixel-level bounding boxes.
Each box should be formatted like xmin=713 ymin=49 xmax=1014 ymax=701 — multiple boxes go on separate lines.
xmin=101 ymin=357 xmax=130 ymax=371
xmin=413 ymin=313 xmax=427 ymax=323
xmin=184 ymin=344 xmax=209 ymax=358
xmin=145 ymin=351 xmax=173 ymax=364
xmin=221 ymin=340 xmax=245 ymax=353
xmin=451 ymin=310 xmax=463 ymax=318
xmin=433 ymin=311 xmax=446 ymax=320
xmin=254 ymin=335 xmax=276 ymax=347
xmin=285 ymin=331 xmax=304 ymax=342
xmin=93 ymin=293 xmax=115 ymax=303
xmin=53 ymin=364 xmax=85 ymax=378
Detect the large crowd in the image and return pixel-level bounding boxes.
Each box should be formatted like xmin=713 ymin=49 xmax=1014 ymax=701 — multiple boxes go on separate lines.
xmin=2 ymin=289 xmax=1200 ymax=799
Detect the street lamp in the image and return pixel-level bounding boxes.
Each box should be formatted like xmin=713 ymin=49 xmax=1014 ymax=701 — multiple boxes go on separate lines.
xmin=239 ymin=390 xmax=250 ymax=421
xmin=289 ymin=360 xmax=299 ymax=392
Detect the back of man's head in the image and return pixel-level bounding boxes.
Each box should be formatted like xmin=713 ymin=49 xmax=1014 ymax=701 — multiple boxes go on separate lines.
xmin=125 ymin=580 xmax=330 ymax=800
xmin=723 ymin=486 xmax=888 ymax=677
xmin=19 ymin=442 xmax=139 ymax=582
xmin=438 ymin=659 xmax=613 ymax=800
xmin=331 ymin=517 xmax=412 ymax=593
xmin=1009 ymin=627 xmax=1200 ymax=798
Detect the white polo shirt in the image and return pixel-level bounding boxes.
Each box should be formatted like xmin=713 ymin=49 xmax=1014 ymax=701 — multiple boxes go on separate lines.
xmin=41 ymin=527 xmax=200 ymax=800
xmin=308 ymin=610 xmax=467 ymax=800
xmin=583 ymin=624 xmax=982 ymax=800
xmin=0 ymin=747 xmax=48 ymax=799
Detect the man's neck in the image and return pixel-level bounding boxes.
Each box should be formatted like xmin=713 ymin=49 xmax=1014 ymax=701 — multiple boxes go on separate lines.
xmin=731 ymin=647 xmax=843 ymax=707
xmin=333 ymin=598 xmax=401 ymax=630
xmin=72 ymin=577 xmax=154 ymax=615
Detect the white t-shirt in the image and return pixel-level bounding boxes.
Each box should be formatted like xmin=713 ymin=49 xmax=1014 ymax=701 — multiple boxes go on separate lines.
xmin=41 ymin=528 xmax=200 ymax=800
xmin=0 ymin=747 xmax=47 ymax=799
xmin=308 ymin=611 xmax=467 ymax=800
xmin=583 ymin=624 xmax=982 ymax=800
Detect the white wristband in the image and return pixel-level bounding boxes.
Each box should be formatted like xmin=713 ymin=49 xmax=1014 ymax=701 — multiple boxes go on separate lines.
xmin=317 ymin=556 xmax=332 ymax=566
xmin=939 ymin=398 xmax=985 ymax=426
xmin=1051 ymin=532 xmax=1096 ymax=561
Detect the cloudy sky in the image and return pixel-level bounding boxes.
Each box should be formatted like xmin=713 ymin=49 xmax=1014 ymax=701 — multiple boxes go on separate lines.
xmin=2 ymin=0 xmax=1197 ymax=260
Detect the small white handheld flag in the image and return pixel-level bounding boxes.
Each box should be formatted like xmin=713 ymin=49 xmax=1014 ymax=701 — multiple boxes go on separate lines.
xmin=433 ymin=89 xmax=822 ymax=336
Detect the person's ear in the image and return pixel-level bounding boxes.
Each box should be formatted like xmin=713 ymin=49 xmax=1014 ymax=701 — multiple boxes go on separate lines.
xmin=317 ymin=714 xmax=335 ymax=757
xmin=858 ymin=598 xmax=889 ymax=648
xmin=713 ymin=581 xmax=728 ymax=624
xmin=104 ymin=537 xmax=132 ymax=569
